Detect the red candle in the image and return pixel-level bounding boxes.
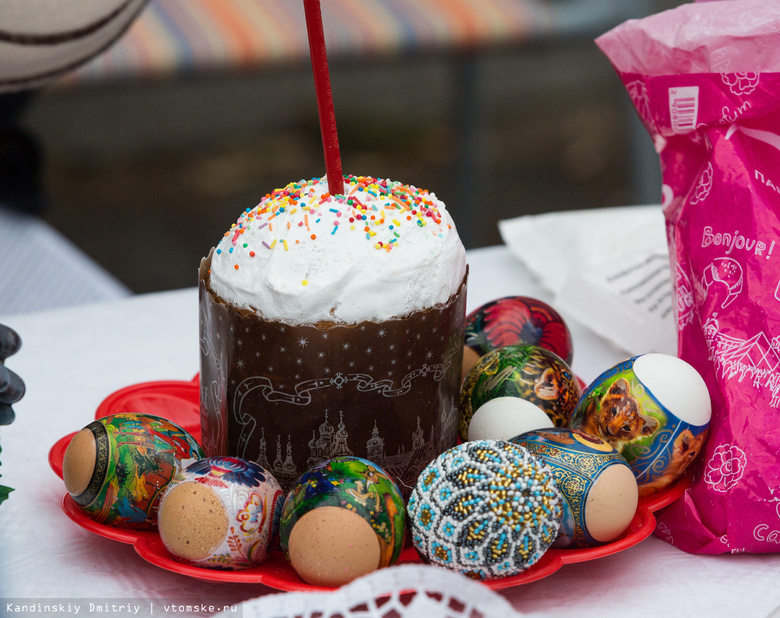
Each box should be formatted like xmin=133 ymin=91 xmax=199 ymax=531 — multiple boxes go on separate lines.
xmin=303 ymin=0 xmax=344 ymax=196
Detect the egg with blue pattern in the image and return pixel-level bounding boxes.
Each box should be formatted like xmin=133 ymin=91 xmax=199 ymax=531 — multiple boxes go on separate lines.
xmin=569 ymin=353 xmax=711 ymax=496
xmin=511 ymin=427 xmax=638 ymax=548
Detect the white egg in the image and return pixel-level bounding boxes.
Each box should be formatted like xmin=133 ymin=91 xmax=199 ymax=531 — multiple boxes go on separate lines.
xmin=633 ymin=353 xmax=711 ymax=426
xmin=468 ymin=396 xmax=554 ymax=441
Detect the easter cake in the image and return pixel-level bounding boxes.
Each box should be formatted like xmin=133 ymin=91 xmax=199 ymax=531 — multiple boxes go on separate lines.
xmin=199 ymin=174 xmax=467 ymax=495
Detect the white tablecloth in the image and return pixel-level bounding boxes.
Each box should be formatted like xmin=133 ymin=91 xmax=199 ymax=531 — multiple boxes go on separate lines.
xmin=1 ymin=245 xmax=779 ymax=618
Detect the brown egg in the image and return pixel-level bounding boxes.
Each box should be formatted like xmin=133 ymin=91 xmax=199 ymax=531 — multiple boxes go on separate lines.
xmin=511 ymin=428 xmax=638 ymax=548
xmin=582 ymin=463 xmax=638 ymax=544
xmin=461 ymin=345 xmax=481 ymax=382
xmin=62 ymin=428 xmax=96 ymax=497
xmin=157 ymin=457 xmax=284 ymax=570
xmin=279 ymin=457 xmax=406 ymax=587
xmin=158 ymin=482 xmax=229 ymax=562
xmin=286 ymin=506 xmax=381 ymax=587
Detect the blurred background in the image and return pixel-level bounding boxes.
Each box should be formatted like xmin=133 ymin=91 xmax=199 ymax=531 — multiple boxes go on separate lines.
xmin=2 ymin=0 xmax=683 ymax=300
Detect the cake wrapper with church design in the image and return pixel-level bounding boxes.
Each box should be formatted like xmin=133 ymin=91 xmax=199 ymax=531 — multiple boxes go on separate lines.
xmin=198 ymin=253 xmax=467 ymax=495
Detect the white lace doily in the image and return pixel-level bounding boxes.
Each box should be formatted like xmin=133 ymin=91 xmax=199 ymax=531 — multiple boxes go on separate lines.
xmin=215 ymin=564 xmax=544 ymax=618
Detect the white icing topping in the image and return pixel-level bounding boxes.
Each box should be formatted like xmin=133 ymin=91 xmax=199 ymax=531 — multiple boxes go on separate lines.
xmin=208 ymin=175 xmax=467 ymax=324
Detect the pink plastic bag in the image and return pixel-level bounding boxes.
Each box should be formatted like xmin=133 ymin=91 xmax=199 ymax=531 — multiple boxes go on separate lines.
xmin=597 ymin=1 xmax=780 ymax=554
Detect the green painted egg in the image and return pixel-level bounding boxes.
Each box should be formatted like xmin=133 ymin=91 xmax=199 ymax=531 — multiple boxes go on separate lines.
xmin=279 ymin=456 xmax=406 ymax=587
xmin=62 ymin=413 xmax=204 ymax=530
xmin=459 ymin=344 xmax=581 ymax=441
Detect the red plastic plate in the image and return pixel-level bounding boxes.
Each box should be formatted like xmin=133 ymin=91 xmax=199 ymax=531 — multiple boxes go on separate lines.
xmin=49 ymin=379 xmax=689 ymax=591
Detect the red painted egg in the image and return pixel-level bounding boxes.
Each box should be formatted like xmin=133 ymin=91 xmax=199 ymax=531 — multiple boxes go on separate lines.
xmin=464 ymin=297 xmax=573 ymax=379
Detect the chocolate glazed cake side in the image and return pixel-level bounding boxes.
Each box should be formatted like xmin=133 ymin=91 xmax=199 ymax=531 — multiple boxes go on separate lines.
xmin=199 ymin=250 xmax=467 ymax=497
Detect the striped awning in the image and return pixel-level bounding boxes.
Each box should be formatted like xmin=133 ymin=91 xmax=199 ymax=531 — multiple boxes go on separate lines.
xmin=58 ymin=0 xmax=637 ymax=85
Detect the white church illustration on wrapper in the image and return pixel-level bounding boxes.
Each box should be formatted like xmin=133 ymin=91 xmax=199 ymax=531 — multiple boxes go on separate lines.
xmin=253 ymin=407 xmax=455 ymax=489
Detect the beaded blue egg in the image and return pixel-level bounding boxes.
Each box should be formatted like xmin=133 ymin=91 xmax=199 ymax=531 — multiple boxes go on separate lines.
xmin=407 ymin=440 xmax=562 ymax=580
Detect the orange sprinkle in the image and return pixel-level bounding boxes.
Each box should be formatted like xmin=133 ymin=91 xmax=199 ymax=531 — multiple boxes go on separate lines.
xmin=234 ymin=264 xmax=239 ymax=270
xmin=311 ymin=234 xmax=317 ymax=240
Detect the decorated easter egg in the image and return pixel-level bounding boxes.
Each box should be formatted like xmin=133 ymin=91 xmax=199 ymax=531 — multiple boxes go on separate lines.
xmin=407 ymin=440 xmax=562 ymax=579
xmin=62 ymin=413 xmax=204 ymax=529
xmin=463 ymin=296 xmax=573 ymax=379
xmin=459 ymin=344 xmax=581 ymax=441
xmin=158 ymin=457 xmax=284 ymax=569
xmin=279 ymin=456 xmax=406 ymax=587
xmin=511 ymin=427 xmax=638 ymax=548
xmin=570 ymin=353 xmax=711 ymax=496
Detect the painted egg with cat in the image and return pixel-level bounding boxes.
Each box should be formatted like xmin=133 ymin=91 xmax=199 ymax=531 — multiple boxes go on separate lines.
xmin=569 ymin=353 xmax=711 ymax=496
xmin=279 ymin=456 xmax=406 ymax=587
xmin=511 ymin=427 xmax=638 ymax=548
xmin=61 ymin=413 xmax=204 ymax=529
xmin=463 ymin=296 xmax=573 ymax=380
xmin=408 ymin=440 xmax=563 ymax=579
xmin=459 ymin=344 xmax=581 ymax=441
xmin=158 ymin=457 xmax=284 ymax=569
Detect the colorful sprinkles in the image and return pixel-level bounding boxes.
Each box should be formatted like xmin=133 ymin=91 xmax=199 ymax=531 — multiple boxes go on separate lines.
xmin=218 ymin=175 xmax=450 ymax=271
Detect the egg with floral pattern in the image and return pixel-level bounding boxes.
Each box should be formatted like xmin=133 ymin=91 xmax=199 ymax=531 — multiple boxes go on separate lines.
xmin=62 ymin=413 xmax=204 ymax=530
xmin=158 ymin=457 xmax=285 ymax=569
